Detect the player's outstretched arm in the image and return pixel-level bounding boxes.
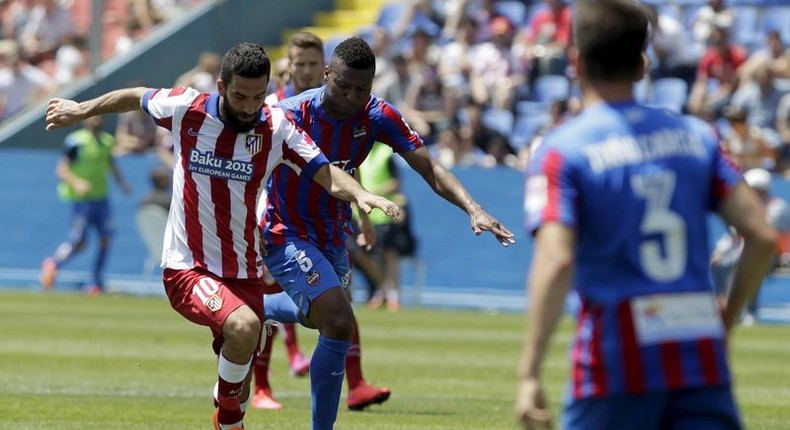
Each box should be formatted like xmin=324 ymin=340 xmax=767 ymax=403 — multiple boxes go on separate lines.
xmin=401 ymin=146 xmax=515 ymax=246
xmin=312 ymin=164 xmax=402 ymax=221
xmin=45 ymin=87 xmax=149 ymax=131
xmin=516 ymin=222 xmax=574 ymax=430
xmin=718 ymin=182 xmax=778 ymax=330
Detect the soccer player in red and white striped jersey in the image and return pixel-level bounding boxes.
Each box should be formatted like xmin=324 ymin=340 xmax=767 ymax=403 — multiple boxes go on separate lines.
xmin=44 ymin=42 xmax=401 ymax=430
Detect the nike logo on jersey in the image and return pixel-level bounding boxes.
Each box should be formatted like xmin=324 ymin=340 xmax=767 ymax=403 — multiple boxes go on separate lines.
xmin=187 ymin=127 xmax=201 ymax=137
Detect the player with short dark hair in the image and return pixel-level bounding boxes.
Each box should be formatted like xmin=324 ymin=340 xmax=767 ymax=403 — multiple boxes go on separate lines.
xmin=516 ymin=0 xmax=778 ymax=429
xmin=44 ymin=42 xmax=401 ymax=430
xmin=260 ymin=36 xmax=515 ymax=430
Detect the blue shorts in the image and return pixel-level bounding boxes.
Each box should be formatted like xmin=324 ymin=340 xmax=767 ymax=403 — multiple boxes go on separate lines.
xmin=263 ymin=239 xmax=350 ymax=316
xmin=69 ymin=199 xmax=113 ymax=242
xmin=563 ymin=386 xmax=742 ymax=430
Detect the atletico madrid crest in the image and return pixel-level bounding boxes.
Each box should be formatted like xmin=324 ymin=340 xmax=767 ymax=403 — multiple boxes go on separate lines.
xmin=245 ymin=133 xmax=263 ymax=155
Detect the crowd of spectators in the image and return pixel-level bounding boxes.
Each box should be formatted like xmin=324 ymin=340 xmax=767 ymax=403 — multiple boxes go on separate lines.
xmin=0 ymin=0 xmax=202 ymax=122
xmin=5 ymin=0 xmax=790 ymax=174
xmin=346 ymin=0 xmax=790 ymax=172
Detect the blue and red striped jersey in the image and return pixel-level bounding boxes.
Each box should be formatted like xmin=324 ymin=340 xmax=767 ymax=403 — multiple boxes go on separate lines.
xmin=524 ymin=101 xmax=742 ymax=398
xmin=261 ymin=87 xmax=423 ymax=248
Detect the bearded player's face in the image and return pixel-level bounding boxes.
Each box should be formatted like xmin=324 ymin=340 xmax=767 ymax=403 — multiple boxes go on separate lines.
xmin=219 ymin=74 xmax=268 ymax=132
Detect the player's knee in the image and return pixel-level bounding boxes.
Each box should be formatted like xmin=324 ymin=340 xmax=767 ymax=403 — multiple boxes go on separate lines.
xmin=223 ymin=307 xmax=262 ymax=347
xmin=319 ymin=312 xmax=355 ymax=340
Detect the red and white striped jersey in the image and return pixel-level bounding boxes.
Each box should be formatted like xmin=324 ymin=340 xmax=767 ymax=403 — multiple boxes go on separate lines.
xmin=142 ymin=87 xmax=329 ymax=279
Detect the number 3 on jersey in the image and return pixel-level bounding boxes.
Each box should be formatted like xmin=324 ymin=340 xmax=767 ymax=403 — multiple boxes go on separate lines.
xmin=632 ymin=170 xmax=687 ymax=282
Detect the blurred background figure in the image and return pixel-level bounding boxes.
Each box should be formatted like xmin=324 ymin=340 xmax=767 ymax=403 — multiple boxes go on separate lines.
xmin=356 ymin=142 xmax=417 ymax=312
xmin=135 ymin=165 xmax=171 ymax=277
xmin=721 ymin=105 xmax=776 ymax=170
xmin=40 ymin=115 xmax=131 ymax=295
xmin=269 ymin=56 xmax=290 ymax=93
xmin=711 ymin=168 xmax=790 ymax=325
xmin=174 ymin=51 xmax=220 ymax=93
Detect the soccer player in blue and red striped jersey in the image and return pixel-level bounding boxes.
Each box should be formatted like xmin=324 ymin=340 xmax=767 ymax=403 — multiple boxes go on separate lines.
xmin=259 ymin=37 xmax=515 ymax=430
xmin=249 ymin=31 xmax=327 ymax=412
xmin=517 ymin=1 xmax=778 ymax=429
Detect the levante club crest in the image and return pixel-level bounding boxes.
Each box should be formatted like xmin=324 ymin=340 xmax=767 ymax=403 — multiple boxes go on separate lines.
xmin=352 ymin=126 xmax=367 ymax=142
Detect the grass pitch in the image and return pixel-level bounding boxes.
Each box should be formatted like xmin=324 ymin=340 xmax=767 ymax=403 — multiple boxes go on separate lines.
xmin=0 ymin=291 xmax=788 ymax=429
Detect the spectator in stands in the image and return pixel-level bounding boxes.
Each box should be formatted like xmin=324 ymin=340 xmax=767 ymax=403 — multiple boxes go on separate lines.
xmin=174 ymin=51 xmax=221 ymax=93
xmin=378 ymin=53 xmax=415 ymax=112
xmin=711 ymin=168 xmax=790 ymax=326
xmin=40 ymin=115 xmax=131 ymax=295
xmin=730 ymin=61 xmax=788 ymax=148
xmin=646 ymin=4 xmax=698 ymax=88
xmin=721 ymin=105 xmax=776 ymax=170
xmin=270 ymin=57 xmax=290 ymax=93
xmin=437 ymin=15 xmax=476 ymax=108
xmin=19 ymin=0 xmax=75 ymax=62
xmin=114 ymin=108 xmax=161 ymax=156
xmin=778 ymin=92 xmax=790 ymax=152
xmin=690 ymin=0 xmax=734 ymax=52
xmin=369 ymin=26 xmax=393 ymax=91
xmin=0 ymin=40 xmax=53 ymax=121
xmin=739 ymin=30 xmax=790 ymax=82
xmin=688 ymin=25 xmax=746 ymax=119
xmin=54 ymin=33 xmax=87 ymax=86
xmin=404 ymin=66 xmax=453 ymax=146
xmin=2 ymin=0 xmax=33 ymax=40
xmin=517 ymin=0 xmax=572 ymax=82
xmin=403 ymin=23 xmax=440 ymax=81
xmin=469 ymin=16 xmax=525 ymax=110
xmin=358 ymin=142 xmax=417 ymax=312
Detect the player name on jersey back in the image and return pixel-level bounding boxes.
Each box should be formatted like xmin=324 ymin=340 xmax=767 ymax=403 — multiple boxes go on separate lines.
xmin=585 ymin=127 xmax=707 ymax=174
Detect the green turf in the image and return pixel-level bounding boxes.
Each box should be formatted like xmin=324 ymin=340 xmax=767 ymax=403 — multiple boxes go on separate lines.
xmin=0 ymin=291 xmax=787 ymax=429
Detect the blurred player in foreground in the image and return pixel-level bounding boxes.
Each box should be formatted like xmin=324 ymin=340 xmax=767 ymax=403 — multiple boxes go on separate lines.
xmin=517 ymin=0 xmax=778 ymax=429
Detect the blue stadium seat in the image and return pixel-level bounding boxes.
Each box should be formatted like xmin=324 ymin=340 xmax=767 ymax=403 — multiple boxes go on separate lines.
xmin=324 ymin=35 xmax=350 ymax=61
xmin=731 ymin=6 xmax=760 ymax=46
xmin=495 ymin=0 xmax=528 ymax=27
xmin=511 ymin=111 xmax=551 ymax=150
xmin=634 ymin=78 xmax=650 ymax=103
xmin=760 ymin=6 xmax=790 ymax=42
xmin=377 ymin=2 xmax=409 ymax=31
xmin=649 ymin=77 xmax=688 ymax=113
xmin=532 ymin=74 xmax=571 ymax=103
xmin=481 ymin=108 xmax=515 ymax=138
xmin=515 ymin=100 xmax=551 ymax=116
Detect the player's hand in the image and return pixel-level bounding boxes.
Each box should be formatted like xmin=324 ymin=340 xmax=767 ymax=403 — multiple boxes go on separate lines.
xmin=45 ymin=98 xmax=83 ymax=131
xmin=470 ymin=207 xmax=516 ymax=247
xmin=357 ymin=194 xmax=401 ymax=222
xmin=356 ymin=216 xmax=377 ymax=251
xmin=515 ymin=377 xmax=553 ymax=430
xmin=72 ymin=178 xmax=92 ymax=197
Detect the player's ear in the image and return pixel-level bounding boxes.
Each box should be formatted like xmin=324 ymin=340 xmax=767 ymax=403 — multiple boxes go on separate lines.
xmin=324 ymin=65 xmax=330 ymax=82
xmin=636 ymin=52 xmax=649 ymax=82
xmin=568 ymin=47 xmax=581 ymax=78
xmin=216 ymin=79 xmax=225 ymax=94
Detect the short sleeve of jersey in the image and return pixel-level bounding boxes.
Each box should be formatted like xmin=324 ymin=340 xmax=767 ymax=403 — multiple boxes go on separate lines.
xmin=524 ymin=137 xmax=577 ymax=234
xmin=376 ymin=101 xmax=424 ymax=153
xmin=63 ymin=133 xmax=80 ymax=161
xmin=271 ymin=107 xmax=329 ymax=179
xmin=694 ymin=117 xmax=742 ymax=210
xmin=141 ymin=87 xmax=197 ymax=130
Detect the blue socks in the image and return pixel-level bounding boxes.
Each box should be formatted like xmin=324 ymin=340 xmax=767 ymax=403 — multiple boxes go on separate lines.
xmin=310 ymin=335 xmax=351 ymax=430
xmin=263 ymin=292 xmax=300 ymax=323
